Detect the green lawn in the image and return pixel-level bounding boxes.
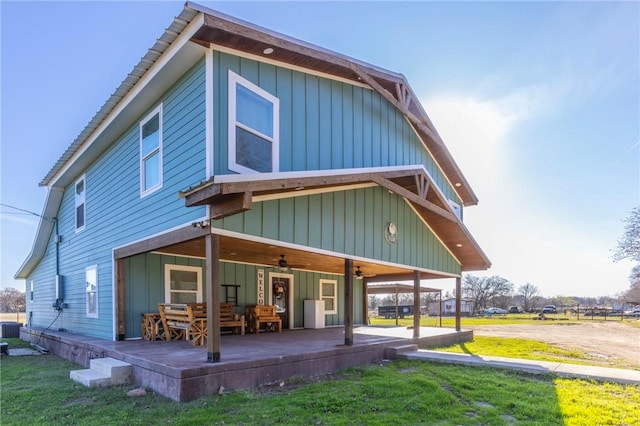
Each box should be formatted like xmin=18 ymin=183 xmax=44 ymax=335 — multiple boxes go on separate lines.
xmin=369 ymin=313 xmax=640 ymax=328
xmin=1 ymin=338 xmax=638 ymax=425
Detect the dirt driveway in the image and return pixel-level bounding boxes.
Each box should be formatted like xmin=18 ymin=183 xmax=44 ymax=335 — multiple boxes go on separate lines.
xmin=470 ymin=321 xmax=639 ymax=370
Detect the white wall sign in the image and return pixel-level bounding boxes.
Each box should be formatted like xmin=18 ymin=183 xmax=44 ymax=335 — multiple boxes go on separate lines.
xmin=257 ymin=269 xmax=265 ymax=305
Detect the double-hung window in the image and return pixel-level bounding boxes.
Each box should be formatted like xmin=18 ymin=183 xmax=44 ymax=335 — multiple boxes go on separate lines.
xmin=140 ymin=105 xmax=163 ymax=196
xmin=75 ymin=176 xmax=86 ymax=232
xmin=164 ymin=265 xmax=202 ymax=304
xmin=228 ymin=71 xmax=279 ymax=174
xmin=320 ymin=279 xmax=337 ymax=315
xmin=86 ymin=265 xmax=98 ymax=318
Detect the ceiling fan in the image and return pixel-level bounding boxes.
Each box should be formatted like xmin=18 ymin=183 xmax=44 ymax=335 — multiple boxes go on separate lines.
xmin=273 ymin=254 xmax=304 ymax=272
xmin=354 ymin=266 xmax=375 ymax=279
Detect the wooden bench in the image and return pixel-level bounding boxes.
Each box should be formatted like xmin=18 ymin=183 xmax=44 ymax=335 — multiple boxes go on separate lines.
xmin=220 ymin=303 xmax=245 ymax=335
xmin=158 ymin=303 xmax=207 ymax=346
xmin=246 ymin=305 xmax=282 ymax=334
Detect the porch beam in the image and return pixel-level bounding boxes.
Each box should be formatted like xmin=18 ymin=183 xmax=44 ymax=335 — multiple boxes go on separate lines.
xmin=210 ymin=192 xmax=252 ymax=220
xmin=206 ymin=233 xmax=222 ymax=362
xmin=344 ymin=258 xmax=354 ymax=346
xmin=114 ymin=225 xmax=210 ymax=259
xmin=413 ymin=270 xmax=420 ymax=339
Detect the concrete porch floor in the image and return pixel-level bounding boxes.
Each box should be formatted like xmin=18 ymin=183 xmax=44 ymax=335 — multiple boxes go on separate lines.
xmin=20 ymin=325 xmax=472 ymax=402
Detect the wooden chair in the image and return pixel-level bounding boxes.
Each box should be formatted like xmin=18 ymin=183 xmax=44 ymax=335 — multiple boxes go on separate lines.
xmin=220 ymin=303 xmax=245 ymax=335
xmin=158 ymin=303 xmax=207 ymax=346
xmin=246 ymin=305 xmax=282 ymax=334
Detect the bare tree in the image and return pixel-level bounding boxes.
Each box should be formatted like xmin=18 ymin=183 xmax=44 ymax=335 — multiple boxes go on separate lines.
xmin=614 ymin=206 xmax=640 ymax=262
xmin=518 ymin=283 xmax=540 ymax=312
xmin=0 ymin=288 xmax=25 ymax=321
xmin=462 ymin=275 xmax=514 ymax=310
xmin=624 ymin=280 xmax=640 ymax=305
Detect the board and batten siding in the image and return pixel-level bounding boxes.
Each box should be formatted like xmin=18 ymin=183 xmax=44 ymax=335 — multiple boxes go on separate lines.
xmin=216 ymin=186 xmax=460 ymax=276
xmin=25 ymin=59 xmax=209 ymax=339
xmin=212 ymin=50 xmax=462 ymax=206
xmin=123 ymin=253 xmax=359 ymax=337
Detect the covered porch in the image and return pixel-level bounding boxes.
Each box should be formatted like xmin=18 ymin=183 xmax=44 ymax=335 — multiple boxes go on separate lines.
xmin=21 ymin=324 xmax=472 ymax=402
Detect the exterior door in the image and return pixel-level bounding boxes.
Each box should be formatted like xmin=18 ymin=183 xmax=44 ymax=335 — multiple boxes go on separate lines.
xmin=270 ymin=273 xmax=293 ymax=329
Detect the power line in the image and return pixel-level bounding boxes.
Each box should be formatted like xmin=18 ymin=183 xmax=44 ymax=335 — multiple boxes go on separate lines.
xmin=0 ymin=203 xmax=54 ymax=222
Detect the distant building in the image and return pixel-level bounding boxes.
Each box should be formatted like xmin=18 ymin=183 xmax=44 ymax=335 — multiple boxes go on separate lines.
xmin=429 ymin=298 xmax=474 ymax=316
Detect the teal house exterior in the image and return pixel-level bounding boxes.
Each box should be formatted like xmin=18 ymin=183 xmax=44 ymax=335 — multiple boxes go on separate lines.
xmin=16 ymin=3 xmax=490 ymax=362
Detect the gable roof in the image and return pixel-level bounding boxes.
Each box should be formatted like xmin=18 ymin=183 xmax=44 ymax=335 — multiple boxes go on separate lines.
xmin=19 ymin=2 xmax=488 ymax=279
xmin=39 ymin=1 xmax=478 ymax=206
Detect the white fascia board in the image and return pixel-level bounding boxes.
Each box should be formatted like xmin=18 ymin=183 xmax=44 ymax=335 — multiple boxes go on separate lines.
xmin=14 ymin=187 xmax=64 ymax=279
xmin=213 ymin=164 xmax=427 ymax=184
xmin=47 ymin=13 xmax=206 ymax=189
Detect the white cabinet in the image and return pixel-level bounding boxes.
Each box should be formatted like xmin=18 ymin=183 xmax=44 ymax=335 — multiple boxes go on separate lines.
xmin=304 ymin=300 xmax=325 ymax=329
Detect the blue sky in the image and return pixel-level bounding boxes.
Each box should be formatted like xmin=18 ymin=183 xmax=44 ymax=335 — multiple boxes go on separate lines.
xmin=1 ymin=1 xmax=638 ymax=298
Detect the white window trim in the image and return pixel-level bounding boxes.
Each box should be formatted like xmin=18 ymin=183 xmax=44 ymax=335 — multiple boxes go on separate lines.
xmin=164 ymin=264 xmax=203 ymax=303
xmin=86 ymin=265 xmax=98 ymax=318
xmin=320 ymin=279 xmax=338 ymax=315
xmin=228 ymin=70 xmax=279 ymax=174
xmin=74 ymin=175 xmax=86 ymax=232
xmin=139 ymin=104 xmax=163 ymax=197
xmin=30 ymin=280 xmax=34 ymax=301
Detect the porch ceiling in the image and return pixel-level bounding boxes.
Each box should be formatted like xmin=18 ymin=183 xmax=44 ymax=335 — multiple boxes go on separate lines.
xmin=155 ymin=234 xmax=446 ymax=281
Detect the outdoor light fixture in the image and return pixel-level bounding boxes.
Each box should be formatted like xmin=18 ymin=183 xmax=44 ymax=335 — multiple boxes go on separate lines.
xmin=355 ymin=266 xmax=363 ymax=279
xmin=191 ymin=220 xmax=210 ymax=228
xmin=263 ymin=47 xmax=274 ymax=55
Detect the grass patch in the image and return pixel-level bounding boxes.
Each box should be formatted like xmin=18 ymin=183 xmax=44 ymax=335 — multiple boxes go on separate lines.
xmin=2 ymin=345 xmax=638 ymax=425
xmin=370 ymin=314 xmax=640 ymax=328
xmin=434 ymin=336 xmax=596 ymax=365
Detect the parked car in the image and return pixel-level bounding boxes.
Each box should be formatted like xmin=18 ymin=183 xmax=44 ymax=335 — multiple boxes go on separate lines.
xmin=508 ymin=306 xmax=523 ymax=314
xmin=541 ymin=305 xmax=557 ymax=314
xmin=485 ymin=307 xmax=507 ymax=315
xmin=623 ymin=307 xmax=640 ymax=316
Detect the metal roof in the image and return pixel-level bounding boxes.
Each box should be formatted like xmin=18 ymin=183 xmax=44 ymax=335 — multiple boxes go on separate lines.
xmin=39 ymin=5 xmax=199 ymax=187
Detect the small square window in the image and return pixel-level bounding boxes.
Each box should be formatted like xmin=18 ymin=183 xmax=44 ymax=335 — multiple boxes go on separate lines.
xmin=228 ymin=71 xmax=279 ymax=174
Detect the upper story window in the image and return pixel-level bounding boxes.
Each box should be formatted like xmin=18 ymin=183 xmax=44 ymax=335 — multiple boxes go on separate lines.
xmin=75 ymin=175 xmax=86 ymax=232
xmin=140 ymin=105 xmax=163 ymax=196
xmin=228 ymin=71 xmax=279 ymax=174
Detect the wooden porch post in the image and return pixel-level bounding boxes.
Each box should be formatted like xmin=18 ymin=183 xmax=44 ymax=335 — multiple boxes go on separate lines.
xmin=115 ymin=257 xmax=126 ymax=341
xmin=362 ymin=277 xmax=369 ymax=325
xmin=344 ymin=258 xmax=354 ymax=346
xmin=455 ymin=276 xmax=462 ymax=331
xmin=205 ymin=233 xmax=221 ymax=362
xmin=413 ymin=270 xmax=420 ymax=338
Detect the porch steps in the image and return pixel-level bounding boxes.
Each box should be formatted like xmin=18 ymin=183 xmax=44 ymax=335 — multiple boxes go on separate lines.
xmin=70 ymin=357 xmax=132 ymax=388
xmin=384 ymin=343 xmax=419 ymax=359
